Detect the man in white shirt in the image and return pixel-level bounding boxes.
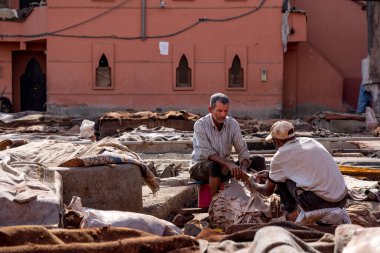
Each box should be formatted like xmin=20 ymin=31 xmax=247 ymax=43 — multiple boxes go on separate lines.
xmin=190 ymin=93 xmax=254 ymax=197
xmin=246 ymin=120 xmax=348 ymax=221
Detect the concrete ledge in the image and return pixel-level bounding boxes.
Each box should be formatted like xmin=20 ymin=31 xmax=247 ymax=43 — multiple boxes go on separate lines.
xmin=316 ymin=119 xmax=366 ymax=133
xmin=143 ymin=184 xmax=197 ymax=220
xmin=52 ymin=164 xmax=143 ymax=212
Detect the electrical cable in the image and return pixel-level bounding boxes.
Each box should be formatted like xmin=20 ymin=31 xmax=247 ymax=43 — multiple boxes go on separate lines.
xmin=50 ymin=0 xmax=129 ymax=34
xmin=0 ymin=0 xmax=267 ymax=40
xmin=148 ymin=0 xmax=267 ymax=39
xmin=50 ymin=33 xmax=141 ymax=40
xmin=0 ymin=0 xmax=129 ymax=39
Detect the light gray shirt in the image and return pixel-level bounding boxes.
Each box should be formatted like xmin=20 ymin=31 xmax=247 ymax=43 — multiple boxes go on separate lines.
xmin=191 ymin=114 xmax=250 ymax=164
xmin=269 ymin=137 xmax=347 ymax=202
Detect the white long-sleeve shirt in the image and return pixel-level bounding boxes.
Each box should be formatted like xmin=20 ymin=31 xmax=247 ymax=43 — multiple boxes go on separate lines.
xmin=191 ymin=114 xmax=250 ymax=165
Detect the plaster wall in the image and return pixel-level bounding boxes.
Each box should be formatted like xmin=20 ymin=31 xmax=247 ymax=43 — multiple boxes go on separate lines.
xmin=284 ymin=42 xmax=344 ymax=117
xmin=45 ymin=0 xmax=284 ymax=118
xmin=296 ymin=0 xmax=367 ymax=109
xmin=0 ymin=7 xmax=47 ymax=40
xmin=0 ymin=43 xmax=17 ymax=100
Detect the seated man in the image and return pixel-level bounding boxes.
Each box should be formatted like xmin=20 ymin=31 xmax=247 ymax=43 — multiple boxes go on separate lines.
xmin=190 ymin=93 xmax=255 ymax=197
xmin=245 ymin=120 xmax=348 ymax=221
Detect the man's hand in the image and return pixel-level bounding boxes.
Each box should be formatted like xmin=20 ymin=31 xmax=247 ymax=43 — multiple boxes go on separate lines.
xmin=225 ymin=161 xmax=242 ymax=178
xmin=255 ymin=170 xmax=269 ymax=184
xmin=244 ymin=172 xmax=276 ymax=197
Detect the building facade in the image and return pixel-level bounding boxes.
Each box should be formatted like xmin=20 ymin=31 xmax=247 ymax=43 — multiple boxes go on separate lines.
xmin=0 ymin=0 xmax=365 ymax=118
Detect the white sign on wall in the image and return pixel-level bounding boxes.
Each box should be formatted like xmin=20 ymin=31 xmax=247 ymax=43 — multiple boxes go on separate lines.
xmin=159 ymin=41 xmax=169 ymax=55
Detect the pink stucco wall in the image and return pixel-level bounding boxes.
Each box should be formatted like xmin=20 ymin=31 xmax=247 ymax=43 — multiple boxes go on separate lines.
xmin=284 ymin=42 xmax=345 ymax=117
xmin=296 ymin=0 xmax=367 ymax=109
xmin=42 ymin=0 xmax=285 ymax=118
xmin=0 ymin=43 xmax=16 ymax=99
xmin=2 ymin=0 xmax=342 ymax=119
xmin=0 ymin=1 xmax=366 ymax=118
xmin=0 ymin=7 xmax=47 ymax=40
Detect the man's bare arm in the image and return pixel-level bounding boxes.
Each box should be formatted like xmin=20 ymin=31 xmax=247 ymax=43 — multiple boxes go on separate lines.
xmin=208 ymin=154 xmax=242 ymax=178
xmin=240 ymin=170 xmax=276 ymax=196
xmin=239 ymin=158 xmax=250 ymax=172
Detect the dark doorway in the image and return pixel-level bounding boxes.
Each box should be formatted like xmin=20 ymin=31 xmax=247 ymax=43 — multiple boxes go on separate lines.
xmin=20 ymin=58 xmax=46 ymax=111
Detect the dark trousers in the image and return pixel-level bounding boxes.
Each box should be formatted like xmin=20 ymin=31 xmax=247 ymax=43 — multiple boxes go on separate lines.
xmin=189 ymin=160 xmax=232 ymax=182
xmin=277 ymin=180 xmax=348 ymax=212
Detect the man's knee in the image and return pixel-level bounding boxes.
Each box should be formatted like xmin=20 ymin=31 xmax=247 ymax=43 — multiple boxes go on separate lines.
xmin=190 ymin=161 xmax=222 ymax=181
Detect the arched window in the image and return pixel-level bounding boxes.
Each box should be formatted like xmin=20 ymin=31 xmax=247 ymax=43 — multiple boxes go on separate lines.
xmin=176 ymin=55 xmax=191 ymax=87
xmin=228 ymin=55 xmax=243 ymax=88
xmin=96 ymin=53 xmax=111 ymax=87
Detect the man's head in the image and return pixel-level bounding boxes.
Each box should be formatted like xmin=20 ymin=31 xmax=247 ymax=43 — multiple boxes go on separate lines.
xmin=208 ymin=93 xmax=230 ymax=125
xmin=265 ymin=120 xmax=295 ymax=147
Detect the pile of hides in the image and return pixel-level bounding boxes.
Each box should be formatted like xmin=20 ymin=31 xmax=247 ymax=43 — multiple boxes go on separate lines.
xmin=118 ymin=125 xmax=193 ymax=142
xmin=0 ymin=111 xmax=73 ymax=134
xmin=196 ymin=223 xmax=380 ymax=253
xmin=100 ymin=110 xmax=200 ymax=121
xmin=208 ymin=179 xmax=283 ymax=229
xmin=346 ymin=204 xmax=378 ymax=227
xmin=345 ymin=175 xmax=380 ymax=202
xmin=64 ymin=196 xmax=182 ymax=236
xmin=2 ymin=223 xmax=380 ymax=253
xmin=209 ymin=176 xmax=380 ymax=230
xmin=58 ymin=137 xmax=159 ymax=193
xmin=0 ymin=154 xmax=63 ymax=226
xmin=0 ymin=225 xmax=197 ymax=253
xmin=0 ymin=136 xmax=159 ymax=193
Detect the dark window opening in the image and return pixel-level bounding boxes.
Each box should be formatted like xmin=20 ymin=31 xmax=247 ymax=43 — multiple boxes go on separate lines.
xmin=176 ymin=55 xmax=191 ymax=88
xmin=99 ymin=53 xmax=109 ymax=67
xmin=20 ymin=0 xmax=44 ymax=9
xmin=96 ymin=53 xmax=111 ymax=87
xmin=228 ymin=55 xmax=243 ymax=88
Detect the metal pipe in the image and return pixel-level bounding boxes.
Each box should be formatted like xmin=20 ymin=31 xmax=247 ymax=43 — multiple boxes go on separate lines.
xmin=141 ymin=0 xmax=146 ymax=41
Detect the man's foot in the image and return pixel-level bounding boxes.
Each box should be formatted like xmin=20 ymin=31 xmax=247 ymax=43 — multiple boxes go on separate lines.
xmin=286 ymin=211 xmax=298 ymax=222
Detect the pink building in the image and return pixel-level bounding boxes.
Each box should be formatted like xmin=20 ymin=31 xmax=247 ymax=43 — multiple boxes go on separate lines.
xmin=286 ymin=0 xmax=368 ymax=116
xmin=0 ymin=0 xmax=366 ymax=118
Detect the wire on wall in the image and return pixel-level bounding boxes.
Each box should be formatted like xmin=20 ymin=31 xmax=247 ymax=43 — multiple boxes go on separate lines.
xmin=0 ymin=0 xmax=267 ymax=40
